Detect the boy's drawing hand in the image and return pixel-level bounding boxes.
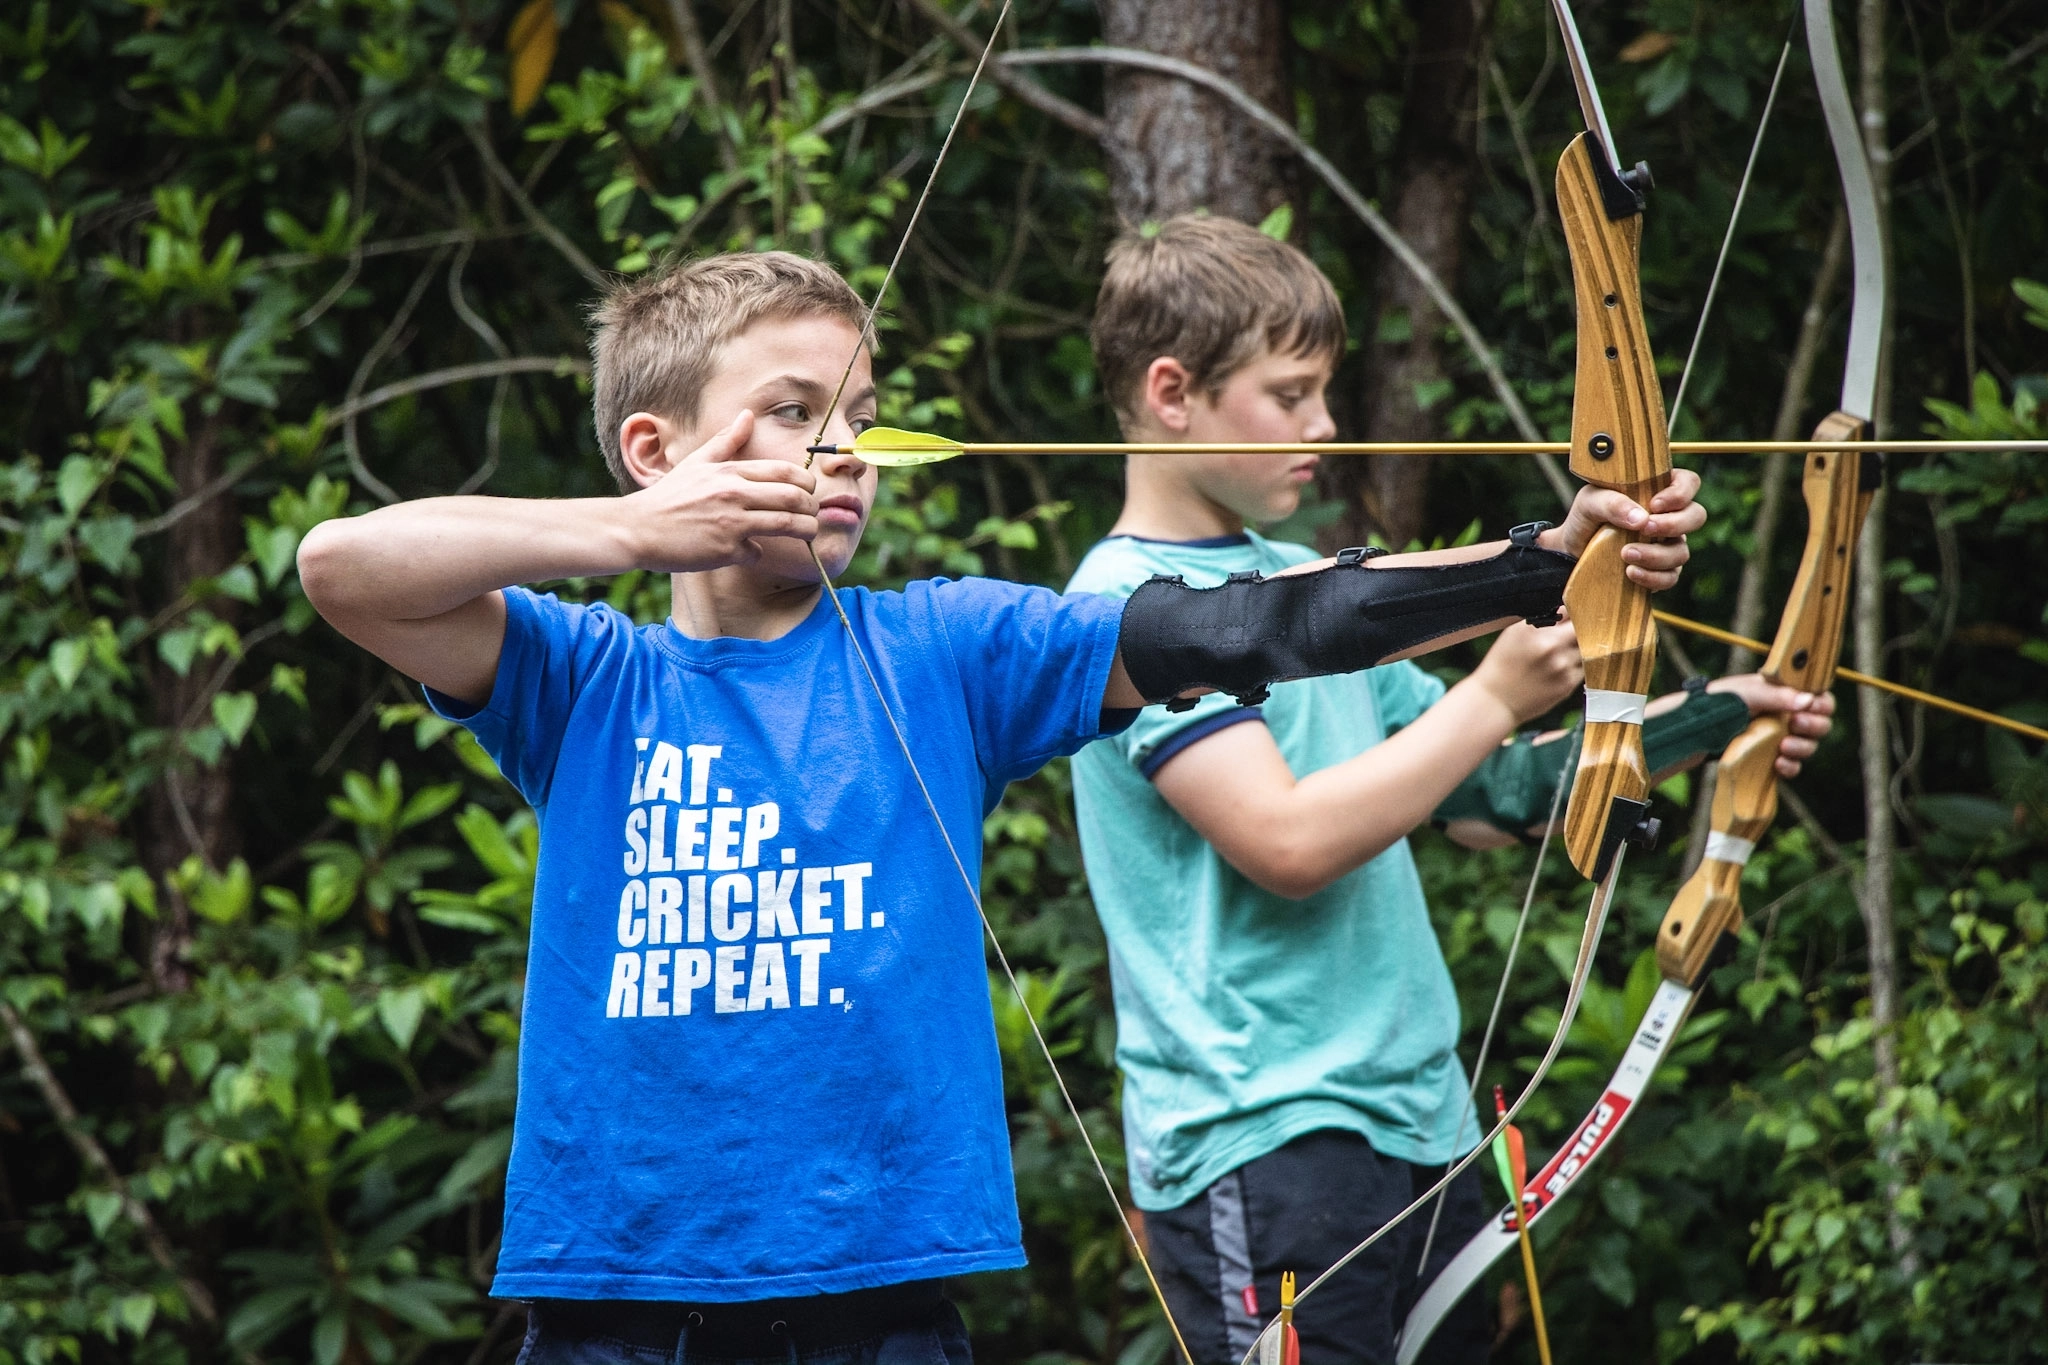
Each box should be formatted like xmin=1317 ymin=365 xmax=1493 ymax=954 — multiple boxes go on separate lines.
xmin=1707 ymin=674 xmax=1837 ymax=777
xmin=1537 ymin=467 xmax=1704 ymax=590
xmin=1474 ymin=619 xmax=1584 ymax=726
xmin=624 ymin=410 xmax=821 ymax=571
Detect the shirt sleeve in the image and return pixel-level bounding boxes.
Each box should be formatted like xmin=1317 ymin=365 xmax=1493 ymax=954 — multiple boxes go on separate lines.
xmin=928 ymin=578 xmax=1127 ymax=787
xmin=1372 ymin=661 xmax=1450 ymax=734
xmin=424 ymin=587 xmax=626 ymax=809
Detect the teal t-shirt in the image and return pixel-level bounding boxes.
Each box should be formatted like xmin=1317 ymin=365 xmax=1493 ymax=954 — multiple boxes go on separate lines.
xmin=1068 ymin=532 xmax=1475 ymax=1211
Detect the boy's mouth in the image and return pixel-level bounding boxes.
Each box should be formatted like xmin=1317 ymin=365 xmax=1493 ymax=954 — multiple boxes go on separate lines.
xmin=817 ymin=493 xmax=865 ymax=529
xmin=1287 ymin=458 xmax=1320 ymax=483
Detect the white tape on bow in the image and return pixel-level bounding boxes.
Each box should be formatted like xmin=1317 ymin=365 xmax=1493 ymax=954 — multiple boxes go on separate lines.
xmin=1704 ymin=831 xmax=1756 ymax=866
xmin=1584 ymin=689 xmax=1648 ymax=725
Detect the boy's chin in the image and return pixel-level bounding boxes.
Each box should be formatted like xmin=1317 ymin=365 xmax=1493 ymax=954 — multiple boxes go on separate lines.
xmin=756 ymin=535 xmax=858 ymax=585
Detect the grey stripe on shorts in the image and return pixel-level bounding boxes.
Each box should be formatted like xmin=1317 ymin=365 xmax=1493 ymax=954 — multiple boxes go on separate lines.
xmin=1207 ymin=1169 xmax=1260 ymax=1359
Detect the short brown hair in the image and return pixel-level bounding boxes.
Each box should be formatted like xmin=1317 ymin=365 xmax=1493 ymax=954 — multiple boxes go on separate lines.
xmin=1090 ymin=215 xmax=1346 ymax=432
xmin=589 ymin=252 xmax=868 ymax=489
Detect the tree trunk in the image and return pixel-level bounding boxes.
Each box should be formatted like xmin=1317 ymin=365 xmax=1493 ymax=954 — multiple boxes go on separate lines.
xmin=1095 ymin=0 xmax=1296 ymax=226
xmin=143 ymin=412 xmax=240 ymax=993
xmin=1327 ymin=0 xmax=1491 ymax=551
xmin=1852 ymin=0 xmax=1917 ymax=1284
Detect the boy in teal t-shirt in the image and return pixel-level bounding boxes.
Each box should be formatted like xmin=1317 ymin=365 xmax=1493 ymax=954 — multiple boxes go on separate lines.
xmin=1070 ymin=216 xmax=1834 ymax=1364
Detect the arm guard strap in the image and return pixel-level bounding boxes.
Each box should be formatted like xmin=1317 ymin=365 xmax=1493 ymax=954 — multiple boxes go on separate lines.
xmin=1116 ymin=526 xmax=1575 ymax=708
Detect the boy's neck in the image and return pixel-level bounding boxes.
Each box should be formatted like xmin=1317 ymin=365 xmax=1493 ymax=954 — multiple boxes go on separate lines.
xmin=668 ymin=568 xmax=823 ymax=642
xmin=1109 ymin=450 xmax=1250 ymax=542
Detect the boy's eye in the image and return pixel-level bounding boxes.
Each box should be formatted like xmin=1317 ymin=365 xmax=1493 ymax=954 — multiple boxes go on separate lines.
xmin=849 ymin=414 xmax=877 ymax=436
xmin=769 ymin=401 xmax=811 ymax=425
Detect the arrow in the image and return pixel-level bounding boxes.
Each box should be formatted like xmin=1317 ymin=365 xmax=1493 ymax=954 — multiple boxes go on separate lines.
xmin=811 ymin=426 xmax=2048 ymax=465
xmin=1491 ymin=1086 xmax=1554 ymax=1365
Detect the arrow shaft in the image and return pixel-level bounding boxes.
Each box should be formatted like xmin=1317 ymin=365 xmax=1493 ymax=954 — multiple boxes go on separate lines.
xmin=824 ymin=439 xmax=2048 ymax=456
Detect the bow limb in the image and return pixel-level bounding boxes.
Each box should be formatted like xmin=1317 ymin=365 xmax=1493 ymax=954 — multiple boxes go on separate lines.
xmin=1657 ymin=0 xmax=1886 ymax=983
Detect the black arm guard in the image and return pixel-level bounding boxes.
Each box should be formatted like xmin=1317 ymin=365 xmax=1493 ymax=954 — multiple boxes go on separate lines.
xmin=1117 ymin=525 xmax=1575 ymax=708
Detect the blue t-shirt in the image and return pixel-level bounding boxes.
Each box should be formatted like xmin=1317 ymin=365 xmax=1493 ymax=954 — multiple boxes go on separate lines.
xmin=434 ymin=579 xmax=1125 ymax=1301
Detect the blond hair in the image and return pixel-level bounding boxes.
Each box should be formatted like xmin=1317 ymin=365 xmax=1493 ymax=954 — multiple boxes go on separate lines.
xmin=1090 ymin=215 xmax=1346 ymax=432
xmin=589 ymin=252 xmax=868 ymax=489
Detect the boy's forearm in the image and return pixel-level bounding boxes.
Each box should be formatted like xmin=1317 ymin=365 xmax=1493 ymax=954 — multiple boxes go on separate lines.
xmin=1282 ymin=675 xmax=1520 ymax=867
xmin=300 ymin=496 xmax=642 ymax=623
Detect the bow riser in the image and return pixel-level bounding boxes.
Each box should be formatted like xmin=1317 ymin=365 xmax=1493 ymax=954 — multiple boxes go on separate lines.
xmin=1761 ymin=416 xmax=1882 ymax=691
xmin=1656 ymin=412 xmax=1878 ymax=982
xmin=1555 ymin=132 xmax=1674 ymax=879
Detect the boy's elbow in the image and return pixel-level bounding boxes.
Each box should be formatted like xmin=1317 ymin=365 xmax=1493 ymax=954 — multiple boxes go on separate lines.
xmin=296 ymin=520 xmax=358 ymax=619
xmin=1231 ymin=829 xmax=1341 ymax=901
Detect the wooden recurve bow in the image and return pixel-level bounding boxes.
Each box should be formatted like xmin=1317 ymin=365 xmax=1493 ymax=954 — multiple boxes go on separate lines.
xmin=1239 ymin=5 xmax=1675 ymax=1358
xmin=1394 ymin=2 xmax=1886 ymax=1355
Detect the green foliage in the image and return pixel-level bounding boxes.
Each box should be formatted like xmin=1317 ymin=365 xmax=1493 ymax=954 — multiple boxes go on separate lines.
xmin=2 ymin=1 xmax=2044 ymax=1363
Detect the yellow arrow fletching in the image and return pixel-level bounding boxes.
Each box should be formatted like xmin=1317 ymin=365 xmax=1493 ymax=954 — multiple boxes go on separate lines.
xmin=850 ymin=426 xmax=968 ymax=466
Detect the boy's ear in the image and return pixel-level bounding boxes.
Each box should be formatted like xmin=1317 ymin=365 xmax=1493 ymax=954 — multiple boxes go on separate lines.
xmin=1142 ymin=357 xmax=1195 ymax=433
xmin=618 ymin=412 xmax=678 ymax=489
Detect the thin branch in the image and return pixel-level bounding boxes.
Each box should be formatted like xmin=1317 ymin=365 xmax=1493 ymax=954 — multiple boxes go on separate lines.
xmin=134 ymin=457 xmax=265 ymax=538
xmin=901 ymin=0 xmax=1107 ymax=140
xmin=461 ymin=121 xmax=607 ymax=288
xmin=327 ymin=356 xmax=589 ymax=428
xmin=999 ymin=46 xmax=1575 ymax=506
xmin=344 ymin=249 xmax=449 ymax=504
xmin=254 ymin=227 xmax=523 ymax=272
xmin=448 ymin=240 xmax=514 ymax=493
xmin=663 ymin=0 xmax=743 ymax=171
xmin=0 ymin=1000 xmax=220 ymax=1328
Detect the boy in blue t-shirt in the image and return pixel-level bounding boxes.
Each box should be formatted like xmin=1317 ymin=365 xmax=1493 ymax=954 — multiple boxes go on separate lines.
xmin=298 ymin=250 xmax=1699 ymax=1363
xmin=1070 ymin=216 xmax=1833 ymax=1364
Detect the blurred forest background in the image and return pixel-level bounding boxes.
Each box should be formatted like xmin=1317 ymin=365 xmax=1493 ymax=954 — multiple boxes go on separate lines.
xmin=2 ymin=0 xmax=2046 ymax=1362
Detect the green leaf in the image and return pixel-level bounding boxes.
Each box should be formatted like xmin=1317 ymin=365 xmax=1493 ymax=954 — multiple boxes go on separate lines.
xmin=1587 ymin=1240 xmax=1637 ymax=1305
xmin=56 ymin=454 xmax=100 ymax=515
xmin=247 ymin=521 xmax=302 ymax=586
xmin=159 ymin=628 xmax=201 ymax=677
xmin=77 ymin=514 xmax=137 ymax=570
xmin=2014 ymin=277 xmax=2048 ymax=331
xmin=436 ymin=1128 xmax=513 ymax=1200
xmin=184 ymin=857 xmax=252 ymax=924
xmin=83 ymin=1188 xmax=124 ymax=1238
xmin=1256 ymin=203 xmax=1294 ymax=240
xmin=49 ymin=637 xmax=88 ymax=690
xmin=215 ymin=563 xmax=260 ymax=603
xmin=312 ymin=1305 xmax=348 ymax=1365
xmin=114 ymin=1293 xmax=156 ymax=1338
xmin=397 ymin=782 xmax=462 ymax=830
xmin=227 ymin=1285 xmax=316 ymax=1349
xmin=212 ymin=691 xmax=258 ymax=746
xmin=377 ymin=985 xmax=427 ymax=1051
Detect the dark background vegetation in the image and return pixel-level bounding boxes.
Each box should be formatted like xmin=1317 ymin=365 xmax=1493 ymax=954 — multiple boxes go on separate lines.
xmin=2 ymin=1 xmax=2044 ymax=1362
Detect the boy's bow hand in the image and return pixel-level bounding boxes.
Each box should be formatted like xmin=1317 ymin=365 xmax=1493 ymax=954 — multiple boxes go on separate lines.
xmin=1707 ymin=674 xmax=1837 ymax=777
xmin=1475 ymin=619 xmax=1584 ymax=727
xmin=623 ymin=410 xmax=820 ymax=571
xmin=1536 ymin=468 xmax=1705 ymax=591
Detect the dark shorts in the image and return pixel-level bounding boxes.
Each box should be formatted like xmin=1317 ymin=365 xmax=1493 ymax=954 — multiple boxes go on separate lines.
xmin=513 ymin=1282 xmax=970 ymax=1365
xmin=1144 ymin=1129 xmax=1491 ymax=1365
